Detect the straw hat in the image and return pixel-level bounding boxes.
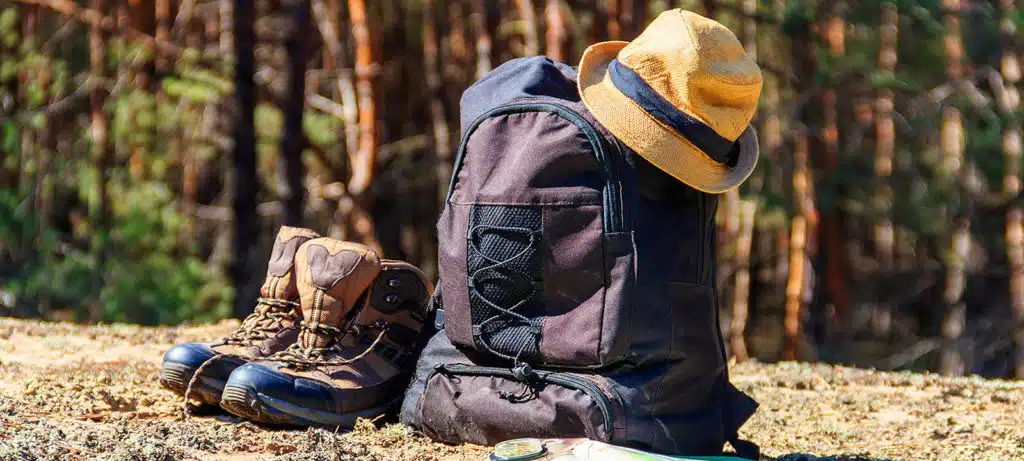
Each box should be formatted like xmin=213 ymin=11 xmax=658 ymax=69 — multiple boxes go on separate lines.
xmin=578 ymin=9 xmax=763 ymax=194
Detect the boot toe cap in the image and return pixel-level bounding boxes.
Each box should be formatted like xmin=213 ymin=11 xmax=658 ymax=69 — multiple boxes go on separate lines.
xmin=163 ymin=343 xmax=217 ymax=369
xmin=161 ymin=343 xmax=246 ymax=389
xmin=226 ymin=362 xmax=334 ymax=412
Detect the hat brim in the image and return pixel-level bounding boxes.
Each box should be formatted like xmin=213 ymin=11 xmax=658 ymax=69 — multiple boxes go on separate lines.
xmin=577 ymin=41 xmax=759 ymax=194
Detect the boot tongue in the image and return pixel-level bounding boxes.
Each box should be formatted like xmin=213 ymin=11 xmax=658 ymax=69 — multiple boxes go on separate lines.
xmin=345 ymin=260 xmax=432 ymax=349
xmin=231 ymin=227 xmax=319 ymax=338
xmin=260 ymin=226 xmax=322 ymax=300
xmin=295 ymin=239 xmax=382 ymax=349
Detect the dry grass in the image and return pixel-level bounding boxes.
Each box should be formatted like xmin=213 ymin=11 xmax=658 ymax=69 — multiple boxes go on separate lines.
xmin=0 ymin=318 xmax=1022 ymax=460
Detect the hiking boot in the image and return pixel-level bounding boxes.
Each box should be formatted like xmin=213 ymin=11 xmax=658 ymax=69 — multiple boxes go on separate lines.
xmin=220 ymin=250 xmax=432 ymax=427
xmin=159 ymin=226 xmax=320 ymax=405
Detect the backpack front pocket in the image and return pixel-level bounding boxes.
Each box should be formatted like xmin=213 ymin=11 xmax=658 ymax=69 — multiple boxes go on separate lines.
xmin=415 ymin=363 xmax=622 ymax=446
xmin=467 ymin=205 xmax=545 ymax=361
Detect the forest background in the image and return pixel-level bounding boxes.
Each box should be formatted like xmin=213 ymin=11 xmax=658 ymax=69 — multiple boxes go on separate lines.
xmin=1 ymin=0 xmax=1022 ymax=379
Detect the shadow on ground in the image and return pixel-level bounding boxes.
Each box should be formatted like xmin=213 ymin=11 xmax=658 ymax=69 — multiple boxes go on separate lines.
xmin=774 ymin=454 xmax=896 ymax=461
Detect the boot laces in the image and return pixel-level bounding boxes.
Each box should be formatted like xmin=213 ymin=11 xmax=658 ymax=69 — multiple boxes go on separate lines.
xmin=270 ymin=320 xmax=390 ymax=370
xmin=219 ymin=297 xmax=301 ymax=347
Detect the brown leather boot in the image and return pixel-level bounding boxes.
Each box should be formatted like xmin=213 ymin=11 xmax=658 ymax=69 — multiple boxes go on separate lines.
xmin=220 ymin=244 xmax=432 ymax=427
xmin=160 ymin=226 xmax=320 ymax=405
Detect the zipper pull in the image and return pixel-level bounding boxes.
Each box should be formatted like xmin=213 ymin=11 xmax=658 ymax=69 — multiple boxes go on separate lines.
xmin=501 ymin=362 xmax=539 ymax=403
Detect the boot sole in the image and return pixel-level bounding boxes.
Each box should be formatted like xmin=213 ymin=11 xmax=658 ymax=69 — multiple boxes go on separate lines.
xmin=159 ymin=361 xmax=227 ymax=406
xmin=220 ymin=383 xmax=398 ymax=428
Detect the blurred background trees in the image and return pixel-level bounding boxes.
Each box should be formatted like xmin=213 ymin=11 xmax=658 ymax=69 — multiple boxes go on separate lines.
xmin=1 ymin=0 xmax=1023 ymax=378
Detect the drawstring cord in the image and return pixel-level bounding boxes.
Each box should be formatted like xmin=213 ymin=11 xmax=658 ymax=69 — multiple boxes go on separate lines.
xmin=467 ymin=224 xmax=545 ymax=402
xmin=468 ymin=224 xmax=542 ymax=364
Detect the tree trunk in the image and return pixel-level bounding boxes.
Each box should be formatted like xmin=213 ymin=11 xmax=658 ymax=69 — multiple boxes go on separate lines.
xmin=311 ymin=0 xmax=359 ymax=176
xmin=89 ymin=0 xmax=113 ymax=322
xmin=701 ymin=0 xmax=717 ymax=19
xmin=470 ymin=0 xmax=493 ymax=79
xmin=343 ymin=0 xmax=381 ymax=250
xmin=726 ymin=0 xmax=759 ymax=361
xmin=873 ymin=1 xmax=898 ymax=335
xmin=127 ymin=0 xmax=155 ymax=90
xmin=784 ymin=1 xmax=818 ymax=361
xmin=448 ymin=1 xmax=469 ymax=68
xmin=1 ymin=98 xmax=12 ymax=194
xmin=0 ymin=5 xmax=15 ymax=189
xmin=939 ymin=0 xmax=968 ymax=377
xmin=811 ymin=2 xmax=851 ymax=340
xmin=544 ymin=0 xmax=565 ymax=62
xmin=605 ymin=0 xmax=620 ymax=41
xmin=516 ymin=0 xmax=539 ymax=56
xmin=763 ymin=0 xmax=787 ymax=319
xmin=731 ymin=200 xmax=758 ymax=361
xmin=154 ymin=0 xmax=171 ymax=73
xmin=219 ymin=0 xmax=233 ymax=57
xmin=785 ymin=132 xmax=813 ymax=361
xmin=423 ymin=0 xmax=450 ymax=205
xmin=280 ymin=0 xmax=311 ymax=226
xmin=18 ymin=6 xmax=39 ymax=225
xmin=620 ymin=0 xmax=645 ymax=39
xmin=997 ymin=0 xmax=1024 ymax=379
xmin=347 ymin=0 xmax=375 ymax=197
xmin=231 ymin=0 xmax=258 ymax=318
xmin=36 ymin=9 xmax=56 ymax=319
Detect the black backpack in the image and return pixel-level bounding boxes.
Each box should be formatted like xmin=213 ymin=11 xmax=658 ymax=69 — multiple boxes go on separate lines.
xmin=401 ymin=57 xmax=758 ymax=458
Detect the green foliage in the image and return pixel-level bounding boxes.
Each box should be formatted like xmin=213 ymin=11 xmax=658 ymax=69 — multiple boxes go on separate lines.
xmin=0 ymin=189 xmax=32 ymax=250
xmin=1 ymin=0 xmax=1022 ymax=345
xmin=869 ymin=70 xmax=920 ymax=91
xmin=305 ymin=112 xmax=340 ymax=149
xmin=1 ymin=121 xmax=18 ymax=156
xmin=162 ymin=77 xmax=224 ymax=104
xmin=0 ymin=9 xmax=17 ymax=48
xmin=0 ymin=15 xmax=234 ymax=325
xmin=97 ymin=182 xmax=232 ymax=324
xmin=780 ymin=0 xmax=815 ymax=38
xmin=2 ymin=180 xmax=233 ymax=325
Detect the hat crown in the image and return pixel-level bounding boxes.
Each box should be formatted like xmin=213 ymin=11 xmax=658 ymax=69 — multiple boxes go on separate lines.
xmin=617 ymin=9 xmax=762 ymax=142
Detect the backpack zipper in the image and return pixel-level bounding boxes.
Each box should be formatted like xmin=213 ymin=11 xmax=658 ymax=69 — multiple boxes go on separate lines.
xmin=445 ymin=101 xmax=624 ymax=234
xmin=429 ymin=363 xmax=616 ymax=440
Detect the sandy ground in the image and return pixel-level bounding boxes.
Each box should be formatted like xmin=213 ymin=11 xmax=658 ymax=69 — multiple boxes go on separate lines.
xmin=0 ymin=318 xmax=1022 ymax=460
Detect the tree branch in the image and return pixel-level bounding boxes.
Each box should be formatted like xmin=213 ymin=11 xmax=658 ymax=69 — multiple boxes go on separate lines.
xmin=14 ymin=0 xmax=219 ymax=62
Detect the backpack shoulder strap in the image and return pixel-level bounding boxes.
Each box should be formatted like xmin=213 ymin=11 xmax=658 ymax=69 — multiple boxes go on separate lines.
xmin=724 ymin=381 xmax=761 ymax=459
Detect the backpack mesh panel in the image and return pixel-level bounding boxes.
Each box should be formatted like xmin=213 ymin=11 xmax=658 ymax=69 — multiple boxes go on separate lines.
xmin=468 ymin=205 xmax=543 ymax=361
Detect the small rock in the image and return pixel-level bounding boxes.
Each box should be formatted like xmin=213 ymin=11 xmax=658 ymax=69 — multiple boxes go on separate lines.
xmin=991 ymin=391 xmax=1016 ymax=404
xmin=809 ymin=374 xmax=829 ymax=390
xmin=943 ymin=386 xmax=973 ymax=398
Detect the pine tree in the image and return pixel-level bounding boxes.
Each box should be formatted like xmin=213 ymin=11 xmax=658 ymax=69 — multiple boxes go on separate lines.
xmin=88 ymin=0 xmax=112 ymax=322
xmin=230 ymin=0 xmax=258 ymax=318
xmin=280 ymin=0 xmax=311 ymax=226
xmin=939 ymin=0 xmax=968 ymax=377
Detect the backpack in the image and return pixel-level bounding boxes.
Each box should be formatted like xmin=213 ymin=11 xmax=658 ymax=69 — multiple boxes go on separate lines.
xmin=401 ymin=57 xmax=759 ymax=458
